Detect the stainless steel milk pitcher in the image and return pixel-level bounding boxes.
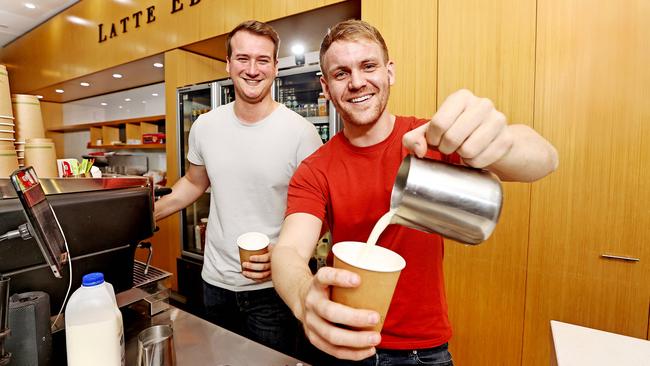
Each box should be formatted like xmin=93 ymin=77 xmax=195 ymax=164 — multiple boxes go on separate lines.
xmin=137 ymin=325 xmax=176 ymax=366
xmin=390 ymin=155 xmax=503 ymax=245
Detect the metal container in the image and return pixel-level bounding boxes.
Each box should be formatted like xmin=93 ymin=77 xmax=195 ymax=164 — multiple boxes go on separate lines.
xmin=136 ymin=325 xmax=175 ymax=366
xmin=390 ymin=155 xmax=503 ymax=245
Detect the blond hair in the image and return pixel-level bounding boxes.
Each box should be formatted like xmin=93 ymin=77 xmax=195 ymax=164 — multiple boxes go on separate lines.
xmin=319 ymin=19 xmax=389 ymax=73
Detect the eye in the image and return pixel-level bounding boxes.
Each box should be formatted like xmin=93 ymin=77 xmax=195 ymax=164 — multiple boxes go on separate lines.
xmin=363 ymin=63 xmax=377 ymax=71
xmin=334 ymin=71 xmax=348 ymax=80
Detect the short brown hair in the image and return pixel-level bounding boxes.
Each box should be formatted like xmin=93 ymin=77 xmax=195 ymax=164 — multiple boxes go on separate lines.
xmin=319 ymin=19 xmax=389 ymax=72
xmin=226 ymin=20 xmax=280 ymax=61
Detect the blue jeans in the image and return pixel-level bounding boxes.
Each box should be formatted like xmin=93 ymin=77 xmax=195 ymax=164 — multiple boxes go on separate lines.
xmin=202 ymin=280 xmax=298 ymax=356
xmin=305 ymin=342 xmax=454 ymax=366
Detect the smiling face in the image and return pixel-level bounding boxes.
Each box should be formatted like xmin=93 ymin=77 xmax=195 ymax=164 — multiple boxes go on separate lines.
xmin=320 ymin=39 xmax=395 ymax=128
xmin=226 ymin=30 xmax=278 ymax=104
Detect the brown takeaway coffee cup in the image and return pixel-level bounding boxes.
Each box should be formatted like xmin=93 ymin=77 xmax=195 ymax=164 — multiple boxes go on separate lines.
xmin=236 ymin=232 xmax=270 ymax=271
xmin=331 ymin=241 xmax=406 ymax=333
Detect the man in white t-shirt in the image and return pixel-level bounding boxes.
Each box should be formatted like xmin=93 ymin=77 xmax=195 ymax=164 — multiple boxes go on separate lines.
xmin=155 ymin=20 xmax=322 ymax=355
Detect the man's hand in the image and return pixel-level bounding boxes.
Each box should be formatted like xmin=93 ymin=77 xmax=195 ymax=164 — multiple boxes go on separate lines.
xmin=403 ymin=89 xmax=514 ymax=168
xmin=299 ymin=266 xmax=381 ymax=361
xmin=242 ymin=244 xmax=274 ymax=282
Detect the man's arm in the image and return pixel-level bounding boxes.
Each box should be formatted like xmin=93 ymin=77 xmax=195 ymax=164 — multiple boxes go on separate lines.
xmin=272 ymin=213 xmax=381 ymax=361
xmin=402 ymin=89 xmax=558 ymax=182
xmin=154 ymin=163 xmax=210 ymax=221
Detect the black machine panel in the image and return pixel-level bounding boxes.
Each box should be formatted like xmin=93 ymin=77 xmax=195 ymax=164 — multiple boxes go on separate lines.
xmin=0 ymin=186 xmax=155 ymax=313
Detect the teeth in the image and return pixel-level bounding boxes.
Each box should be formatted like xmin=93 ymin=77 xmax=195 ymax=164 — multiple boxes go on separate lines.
xmin=351 ymin=95 xmax=371 ymax=103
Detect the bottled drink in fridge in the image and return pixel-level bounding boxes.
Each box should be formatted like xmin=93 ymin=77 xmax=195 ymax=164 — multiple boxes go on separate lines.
xmin=318 ymin=93 xmax=328 ymax=116
xmin=65 ymin=272 xmax=125 ymax=366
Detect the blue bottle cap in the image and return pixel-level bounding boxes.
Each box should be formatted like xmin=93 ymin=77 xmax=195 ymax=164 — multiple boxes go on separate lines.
xmin=82 ymin=272 xmax=105 ymax=287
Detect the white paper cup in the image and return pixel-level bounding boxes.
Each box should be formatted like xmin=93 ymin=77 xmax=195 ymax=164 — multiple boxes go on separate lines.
xmin=0 ymin=149 xmax=18 ymax=177
xmin=236 ymin=232 xmax=270 ymax=271
xmin=0 ymin=138 xmax=14 ymax=149
xmin=12 ymin=94 xmax=44 ymax=141
xmin=24 ymin=141 xmax=57 ymax=177
xmin=331 ymin=241 xmax=406 ymax=332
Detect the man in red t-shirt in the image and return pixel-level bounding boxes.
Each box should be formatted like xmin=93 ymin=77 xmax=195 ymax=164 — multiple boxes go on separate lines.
xmin=272 ymin=20 xmax=558 ymax=365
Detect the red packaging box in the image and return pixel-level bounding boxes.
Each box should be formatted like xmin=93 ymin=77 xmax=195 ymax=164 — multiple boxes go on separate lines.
xmin=142 ymin=133 xmax=166 ymax=144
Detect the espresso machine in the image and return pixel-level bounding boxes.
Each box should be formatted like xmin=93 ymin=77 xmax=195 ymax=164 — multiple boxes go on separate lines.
xmin=0 ymin=175 xmax=156 ymax=365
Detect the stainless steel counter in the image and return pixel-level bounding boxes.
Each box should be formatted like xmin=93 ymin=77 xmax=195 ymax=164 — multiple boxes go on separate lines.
xmin=124 ymin=306 xmax=308 ymax=366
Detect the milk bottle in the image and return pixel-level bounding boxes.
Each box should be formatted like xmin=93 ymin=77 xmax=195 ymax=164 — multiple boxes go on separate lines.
xmin=65 ymin=272 xmax=125 ymax=366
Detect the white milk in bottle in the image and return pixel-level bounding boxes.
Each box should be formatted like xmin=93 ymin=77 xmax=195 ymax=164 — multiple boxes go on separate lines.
xmin=65 ymin=272 xmax=125 ymax=366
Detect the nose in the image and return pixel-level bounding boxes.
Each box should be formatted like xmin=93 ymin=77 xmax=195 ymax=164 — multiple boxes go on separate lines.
xmin=348 ymin=69 xmax=366 ymax=90
xmin=246 ymin=61 xmax=259 ymax=76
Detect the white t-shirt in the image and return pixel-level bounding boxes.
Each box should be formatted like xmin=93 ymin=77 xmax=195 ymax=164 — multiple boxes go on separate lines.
xmin=187 ymin=102 xmax=322 ymax=291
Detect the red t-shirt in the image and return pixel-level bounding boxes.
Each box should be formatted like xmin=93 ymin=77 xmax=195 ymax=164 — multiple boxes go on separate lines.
xmin=286 ymin=116 xmax=460 ymax=350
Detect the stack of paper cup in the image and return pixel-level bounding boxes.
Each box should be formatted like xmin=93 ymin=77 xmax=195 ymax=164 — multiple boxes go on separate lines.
xmin=0 ymin=65 xmax=13 ymax=119
xmin=14 ymin=140 xmax=24 ymax=167
xmin=0 ymin=117 xmax=15 ymax=149
xmin=24 ymin=138 xmax=57 ymax=177
xmin=0 ymin=65 xmax=16 ymax=163
xmin=12 ymin=94 xmax=45 ymax=142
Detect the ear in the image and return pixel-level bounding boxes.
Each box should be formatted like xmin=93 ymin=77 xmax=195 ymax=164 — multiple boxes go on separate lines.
xmin=225 ymin=57 xmax=231 ymax=74
xmin=319 ymin=76 xmax=331 ymax=100
xmin=386 ymin=60 xmax=395 ymax=86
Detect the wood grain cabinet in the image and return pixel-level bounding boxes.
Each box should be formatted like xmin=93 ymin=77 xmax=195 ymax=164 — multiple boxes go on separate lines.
xmin=366 ymin=0 xmax=650 ymax=365
xmin=523 ymin=0 xmax=650 ymax=364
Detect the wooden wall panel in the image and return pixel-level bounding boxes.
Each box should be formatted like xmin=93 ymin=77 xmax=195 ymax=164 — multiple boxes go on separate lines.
xmin=524 ymin=1 xmax=650 ymax=365
xmin=437 ymin=1 xmax=536 ymax=365
xmin=140 ymin=49 xmax=227 ymax=291
xmin=41 ymin=101 xmax=64 ymax=158
xmin=0 ymin=0 xmax=340 ymax=94
xmin=362 ymin=0 xmax=437 ymax=118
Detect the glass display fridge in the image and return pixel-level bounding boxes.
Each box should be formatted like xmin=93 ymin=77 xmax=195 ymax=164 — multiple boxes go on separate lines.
xmin=176 ymin=82 xmax=214 ymax=260
xmin=177 ymin=78 xmax=238 ymax=260
xmin=275 ymin=64 xmax=340 ymax=144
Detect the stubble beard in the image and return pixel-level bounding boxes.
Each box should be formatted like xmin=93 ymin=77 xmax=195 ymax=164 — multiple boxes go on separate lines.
xmin=335 ymin=83 xmax=390 ymax=129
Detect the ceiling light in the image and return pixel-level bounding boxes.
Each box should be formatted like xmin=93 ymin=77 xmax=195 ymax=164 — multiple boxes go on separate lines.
xmin=36 ymin=95 xmax=43 ymax=99
xmin=152 ymin=93 xmax=158 ymax=97
xmin=80 ymin=82 xmax=90 ymax=87
xmin=100 ymin=102 xmax=107 ymax=106
xmin=291 ymin=44 xmax=306 ymax=66
xmin=153 ymin=62 xmax=164 ymax=68
xmin=112 ymin=73 xmax=123 ymax=79
xmin=55 ymin=89 xmax=64 ymax=93
xmin=66 ymin=15 xmax=91 ymax=26
xmin=24 ymin=3 xmax=36 ymax=9
xmin=141 ymin=101 xmax=147 ymax=104
xmin=124 ymin=98 xmax=131 ymax=102
xmin=291 ymin=44 xmax=305 ymax=55
xmin=118 ymin=106 xmax=123 ymax=109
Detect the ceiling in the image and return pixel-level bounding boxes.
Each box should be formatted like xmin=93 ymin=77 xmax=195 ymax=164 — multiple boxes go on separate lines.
xmin=0 ymin=0 xmax=79 ymax=48
xmin=31 ymin=53 xmax=165 ymax=103
xmin=4 ymin=0 xmax=359 ymax=104
xmin=182 ymin=1 xmax=360 ymax=62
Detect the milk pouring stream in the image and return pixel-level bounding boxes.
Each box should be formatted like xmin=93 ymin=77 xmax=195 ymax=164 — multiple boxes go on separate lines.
xmin=65 ymin=272 xmax=125 ymax=366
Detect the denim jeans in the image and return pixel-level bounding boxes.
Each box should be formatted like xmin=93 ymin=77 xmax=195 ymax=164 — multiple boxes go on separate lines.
xmin=202 ymin=280 xmax=298 ymax=356
xmin=304 ymin=341 xmax=454 ymax=366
